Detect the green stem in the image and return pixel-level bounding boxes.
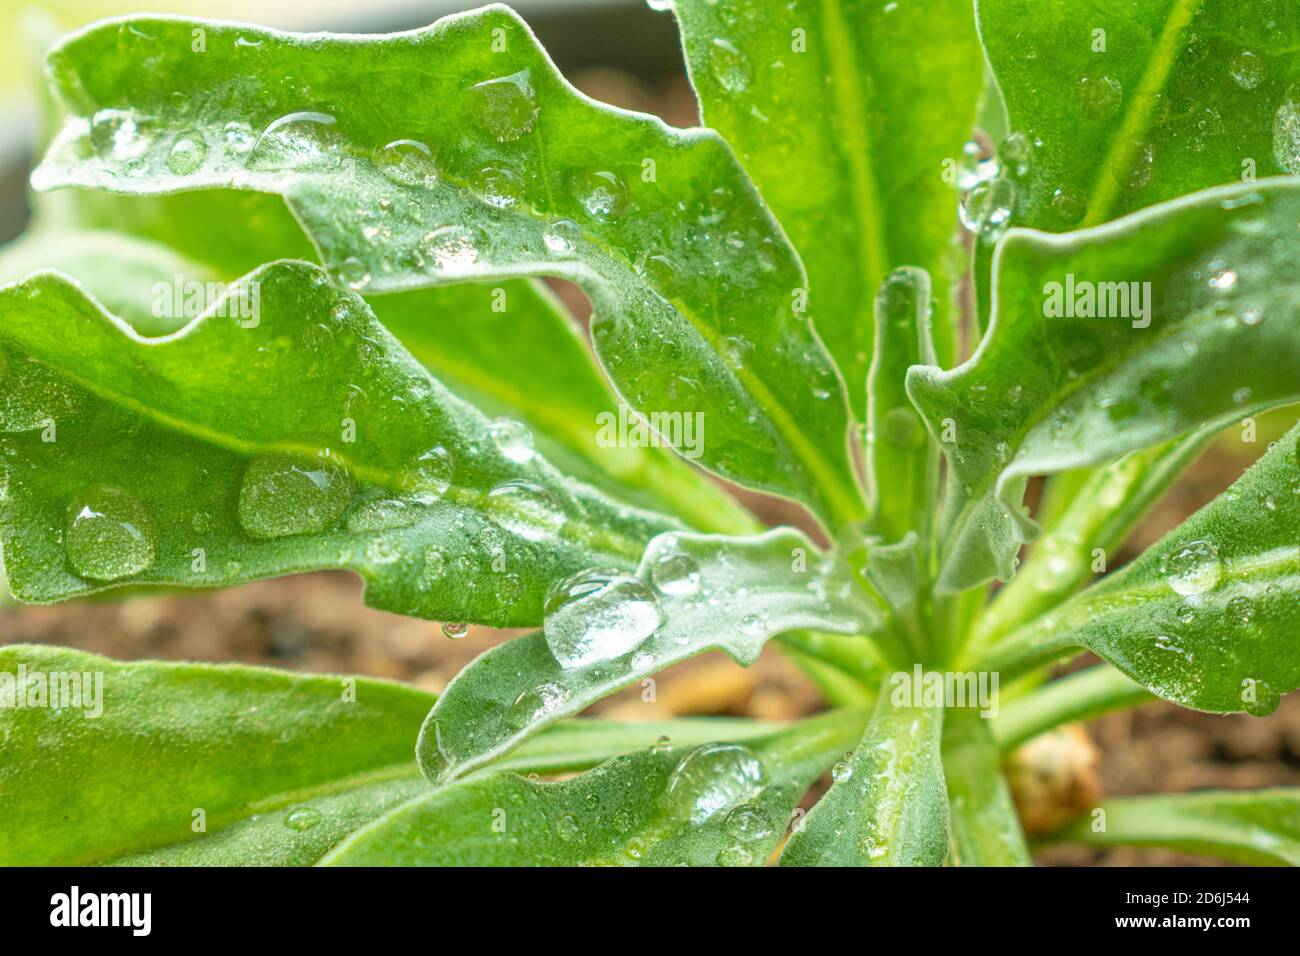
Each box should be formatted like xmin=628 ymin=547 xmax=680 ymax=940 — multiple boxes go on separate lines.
xmin=993 ymin=665 xmax=1151 ymax=751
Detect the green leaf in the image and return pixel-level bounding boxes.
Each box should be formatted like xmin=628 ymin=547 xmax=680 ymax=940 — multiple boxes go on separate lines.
xmin=0 ymin=262 xmax=677 ymax=624
xmin=909 ymin=179 xmax=1300 ymax=593
xmin=671 ymin=0 xmax=984 ymax=396
xmin=419 ymin=528 xmax=876 ymax=782
xmin=1054 ymin=790 xmax=1300 ymax=866
xmin=780 ymin=676 xmax=948 ymax=866
xmin=979 ymin=422 xmax=1300 ymax=715
xmin=974 ymin=427 xmax=1215 ymax=643
xmin=0 ymin=643 xmax=431 ymax=866
xmin=34 ymin=5 xmax=865 ymax=529
xmin=867 ymin=268 xmax=941 ymax=547
xmin=326 ymin=705 xmax=867 ymax=866
xmin=993 ymin=665 xmax=1151 ymax=752
xmin=369 ymin=282 xmax=757 ymax=534
xmin=977 ymin=0 xmax=1300 ymax=231
xmin=942 ymin=710 xmax=1031 ymax=866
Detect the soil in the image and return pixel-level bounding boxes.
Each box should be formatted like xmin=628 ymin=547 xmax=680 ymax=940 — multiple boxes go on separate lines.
xmin=3 ymin=68 xmax=1297 ymax=867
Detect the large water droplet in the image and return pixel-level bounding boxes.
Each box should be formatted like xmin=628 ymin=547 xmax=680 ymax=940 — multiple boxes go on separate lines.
xmin=662 ymin=743 xmax=767 ymax=825
xmin=1159 ymin=539 xmax=1222 ymax=596
xmin=957 ymin=139 xmax=998 ymax=191
xmin=543 ymin=568 xmax=664 ymax=667
xmin=470 ymin=70 xmax=540 ymax=142
xmin=238 ymin=449 xmax=354 ymax=539
xmin=66 ymin=486 xmax=157 ymax=581
xmin=959 ymin=178 xmax=1016 ymax=239
xmin=707 ymin=38 xmax=753 ymax=93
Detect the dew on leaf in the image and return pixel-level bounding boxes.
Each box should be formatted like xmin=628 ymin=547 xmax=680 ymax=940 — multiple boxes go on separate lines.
xmin=473 ymin=164 xmax=523 ymax=208
xmin=488 ymin=418 xmax=535 ymax=464
xmin=89 ymin=108 xmax=150 ymax=162
xmin=662 ymin=743 xmax=767 ymax=825
xmin=707 ymin=38 xmax=753 ymax=93
xmin=66 ymin=486 xmax=157 ymax=581
xmin=487 ymin=479 xmax=564 ymax=542
xmin=441 ymin=621 xmax=470 ymax=640
xmin=400 ymin=445 xmax=455 ymax=503
xmin=1076 ymin=74 xmax=1123 ymax=121
xmin=238 ymin=449 xmax=354 ymax=539
xmin=1230 ymin=50 xmax=1264 ymax=90
xmin=542 ymin=219 xmax=582 ymax=255
xmin=1272 ymin=86 xmax=1300 ymax=174
xmin=956 ymin=139 xmax=998 ymax=192
xmin=166 ymin=131 xmax=207 ymax=175
xmin=284 ymin=807 xmax=321 ymax=831
xmin=649 ymin=550 xmax=702 ymax=597
xmin=959 ymin=178 xmax=1015 ymax=239
xmin=1159 ymin=539 xmax=1222 ymax=597
xmin=419 ymin=225 xmax=481 ymax=271
xmin=373 ymin=139 xmax=437 ymax=187
xmin=543 ymin=567 xmax=664 ymax=667
xmin=573 ymin=170 xmax=629 ymax=222
xmin=470 ymin=70 xmax=540 ymax=142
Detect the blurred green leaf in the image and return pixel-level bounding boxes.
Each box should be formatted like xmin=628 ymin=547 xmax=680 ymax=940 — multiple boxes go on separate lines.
xmin=942 ymin=710 xmax=1031 ymax=866
xmin=673 ymin=0 xmax=982 ymax=392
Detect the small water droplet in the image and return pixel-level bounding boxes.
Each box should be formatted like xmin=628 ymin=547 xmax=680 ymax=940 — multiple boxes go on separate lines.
xmin=1230 ymin=50 xmax=1264 ymax=90
xmin=960 ymin=178 xmax=1016 ymax=239
xmin=487 ymin=480 xmax=564 ymax=542
xmin=89 ymin=108 xmax=150 ymax=162
xmin=373 ymin=139 xmax=437 ymax=187
xmin=1227 ymin=595 xmax=1255 ymax=625
xmin=1272 ymin=85 xmax=1300 ymax=174
xmin=166 ymin=131 xmax=207 ymax=175
xmin=66 ymin=486 xmax=157 ymax=581
xmin=708 ymin=38 xmax=753 ymax=93
xmin=543 ymin=219 xmax=582 ymax=255
xmin=284 ymin=807 xmax=321 ymax=831
xmin=1076 ymin=74 xmax=1123 ymax=121
xmin=470 ymin=70 xmax=540 ymax=142
xmin=649 ymin=550 xmax=701 ymax=597
xmin=831 ymin=759 xmax=853 ymax=783
xmin=488 ymin=418 xmax=535 ymax=464
xmin=418 ymin=225 xmax=481 ymax=271
xmin=337 ymin=257 xmax=371 ymax=291
xmin=441 ymin=621 xmax=470 ymax=640
xmin=474 ymin=164 xmax=523 ymax=208
xmin=401 ymin=446 xmax=455 ymax=503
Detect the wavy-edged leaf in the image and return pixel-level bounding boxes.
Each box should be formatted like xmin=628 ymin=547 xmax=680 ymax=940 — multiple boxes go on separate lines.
xmin=942 ymin=710 xmax=1031 ymax=866
xmin=978 ymin=0 xmax=1300 ymax=231
xmin=419 ymin=528 xmax=877 ymax=782
xmin=0 ymin=643 xmax=431 ymax=866
xmin=33 ymin=5 xmax=865 ymax=529
xmin=0 ymin=262 xmax=677 ymax=623
xmin=1054 ymin=790 xmax=1300 ymax=866
xmin=909 ymin=179 xmax=1300 ymax=592
xmin=980 ymin=423 xmax=1300 ymax=715
xmin=672 ymin=0 xmax=983 ymax=394
xmin=780 ymin=676 xmax=948 ymax=866
xmin=328 ymin=705 xmax=866 ymax=866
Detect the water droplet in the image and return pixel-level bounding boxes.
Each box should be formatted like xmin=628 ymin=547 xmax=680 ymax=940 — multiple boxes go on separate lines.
xmin=474 ymin=164 xmax=523 ymax=208
xmin=1209 ymin=269 xmax=1238 ymax=291
xmin=653 ymin=734 xmax=673 ymax=753
xmin=831 ymin=759 xmax=853 ymax=783
xmin=1227 ymin=595 xmax=1255 ymax=625
xmin=573 ymin=169 xmax=629 ymax=222
xmin=649 ymin=550 xmax=701 ymax=597
xmin=1230 ymin=50 xmax=1264 ymax=90
xmin=284 ymin=807 xmax=321 ymax=831
xmin=400 ymin=446 xmax=455 ymax=504
xmin=222 ymin=121 xmax=255 ymax=155
xmin=1159 ymin=539 xmax=1222 ymax=597
xmin=66 ymin=486 xmax=157 ymax=581
xmin=238 ymin=449 xmax=353 ymax=539
xmin=373 ymin=139 xmax=437 ymax=187
xmin=89 ymin=108 xmax=150 ymax=162
xmin=543 ymin=568 xmax=664 ymax=667
xmin=708 ymin=38 xmax=753 ymax=93
xmin=418 ymin=225 xmax=481 ymax=271
xmin=487 ymin=480 xmax=564 ymax=542
xmin=543 ymin=219 xmax=582 ymax=255
xmin=488 ymin=418 xmax=535 ymax=464
xmin=998 ymin=132 xmax=1033 ymax=178
xmin=441 ymin=621 xmax=470 ymax=640
xmin=956 ymin=139 xmax=998 ymax=192
xmin=1233 ymin=386 xmax=1253 ymax=405
xmin=555 ymin=813 xmax=580 ymax=840
xmin=1076 ymin=74 xmax=1123 ymax=121
xmin=345 ymin=497 xmax=419 ymax=533
xmin=1175 ymin=603 xmax=1196 ymax=624
xmin=470 ymin=70 xmax=539 ymax=142
xmin=662 ymin=743 xmax=766 ymax=825
xmin=1272 ymin=85 xmax=1300 ymax=174
xmin=723 ymin=803 xmax=774 ymax=842
xmin=337 ymin=257 xmax=371 ymax=291
xmin=247 ymin=111 xmax=337 ymax=171
xmin=1050 ymin=186 xmax=1087 ymax=226
xmin=166 ymin=131 xmax=207 ymax=175
xmin=508 ymin=680 xmax=569 ymax=724
xmin=960 ymin=178 xmax=1016 ymax=239
xmin=716 ymin=844 xmax=754 ymax=867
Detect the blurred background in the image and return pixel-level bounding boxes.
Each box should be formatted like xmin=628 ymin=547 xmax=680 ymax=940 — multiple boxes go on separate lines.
xmin=1 ymin=0 xmax=1298 ymax=865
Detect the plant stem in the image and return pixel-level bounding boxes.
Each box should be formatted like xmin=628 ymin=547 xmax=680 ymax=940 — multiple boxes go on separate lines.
xmin=992 ymin=665 xmax=1151 ymax=751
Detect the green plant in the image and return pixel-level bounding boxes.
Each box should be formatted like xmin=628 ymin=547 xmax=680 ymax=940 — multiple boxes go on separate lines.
xmin=0 ymin=0 xmax=1298 ymax=867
